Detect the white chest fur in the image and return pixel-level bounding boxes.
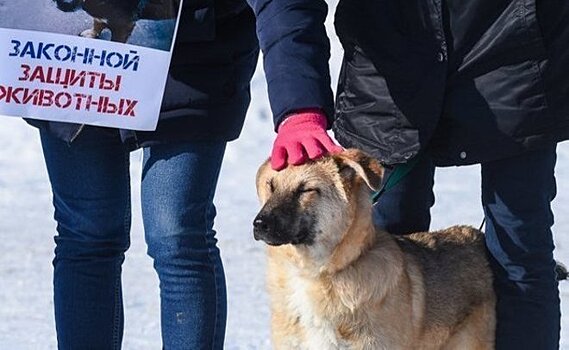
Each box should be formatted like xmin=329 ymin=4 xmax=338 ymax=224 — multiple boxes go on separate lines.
xmin=286 ymin=271 xmax=351 ymax=350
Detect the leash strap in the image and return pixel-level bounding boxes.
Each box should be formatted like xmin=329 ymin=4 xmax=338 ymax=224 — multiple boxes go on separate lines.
xmin=478 ymin=217 xmax=486 ymax=231
xmin=371 ymin=154 xmax=422 ymax=204
xmin=370 ymin=154 xmax=489 ymax=232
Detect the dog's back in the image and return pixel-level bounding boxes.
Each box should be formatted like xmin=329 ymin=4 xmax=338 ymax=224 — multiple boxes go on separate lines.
xmin=395 ymin=225 xmax=496 ymax=348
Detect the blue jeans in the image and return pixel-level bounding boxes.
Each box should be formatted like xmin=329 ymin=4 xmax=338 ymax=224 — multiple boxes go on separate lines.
xmin=40 ymin=127 xmax=227 ymax=350
xmin=373 ymin=145 xmax=560 ymax=350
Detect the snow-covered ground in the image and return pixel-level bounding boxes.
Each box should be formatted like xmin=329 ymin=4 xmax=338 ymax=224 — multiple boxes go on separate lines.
xmin=2 ymin=3 xmax=569 ymax=349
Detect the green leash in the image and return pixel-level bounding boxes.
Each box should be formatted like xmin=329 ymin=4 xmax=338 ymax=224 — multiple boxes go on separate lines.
xmin=371 ymin=154 xmax=422 ymax=204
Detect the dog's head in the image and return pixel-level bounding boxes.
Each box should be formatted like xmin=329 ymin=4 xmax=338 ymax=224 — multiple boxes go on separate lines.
xmin=254 ymin=149 xmax=383 ymax=253
xmin=53 ymin=0 xmax=84 ymax=12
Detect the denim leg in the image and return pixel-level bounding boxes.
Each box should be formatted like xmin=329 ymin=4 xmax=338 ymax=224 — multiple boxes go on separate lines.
xmin=372 ymin=154 xmax=436 ymax=235
xmin=141 ymin=141 xmax=227 ymax=350
xmin=482 ymin=145 xmax=559 ymax=350
xmin=40 ymin=128 xmax=131 ymax=350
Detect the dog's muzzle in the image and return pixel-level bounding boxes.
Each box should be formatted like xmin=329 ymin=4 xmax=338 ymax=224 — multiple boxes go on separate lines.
xmin=253 ymin=213 xmax=312 ymax=246
xmin=54 ymin=0 xmax=83 ymax=12
xmin=253 ymin=214 xmax=281 ymax=245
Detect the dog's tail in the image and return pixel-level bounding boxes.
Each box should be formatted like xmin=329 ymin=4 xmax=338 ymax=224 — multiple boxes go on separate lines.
xmin=555 ymin=261 xmax=568 ymax=281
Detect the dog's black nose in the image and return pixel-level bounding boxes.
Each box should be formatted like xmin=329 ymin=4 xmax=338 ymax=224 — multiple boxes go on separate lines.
xmin=253 ymin=214 xmax=276 ymax=241
xmin=253 ymin=216 xmax=270 ymax=232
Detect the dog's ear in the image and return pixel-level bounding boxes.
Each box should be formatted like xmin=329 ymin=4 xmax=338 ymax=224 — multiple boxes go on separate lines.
xmin=334 ymin=149 xmax=384 ymax=191
xmin=255 ymin=158 xmax=273 ymax=203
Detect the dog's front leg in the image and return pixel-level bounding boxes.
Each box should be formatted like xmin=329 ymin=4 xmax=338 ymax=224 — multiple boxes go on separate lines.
xmin=267 ymin=251 xmax=307 ymax=349
xmin=269 ymin=280 xmax=306 ymax=349
xmin=80 ymin=18 xmax=106 ymax=39
xmin=271 ymin=310 xmax=306 ymax=350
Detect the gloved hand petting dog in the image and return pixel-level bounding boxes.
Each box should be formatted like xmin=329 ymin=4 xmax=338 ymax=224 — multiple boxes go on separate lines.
xmin=271 ymin=110 xmax=343 ymax=171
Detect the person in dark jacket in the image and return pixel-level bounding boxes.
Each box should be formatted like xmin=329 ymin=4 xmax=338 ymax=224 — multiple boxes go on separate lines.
xmin=31 ymin=0 xmax=337 ymax=347
xmin=261 ymin=0 xmax=569 ymax=349
xmin=29 ymin=1 xmax=263 ymax=348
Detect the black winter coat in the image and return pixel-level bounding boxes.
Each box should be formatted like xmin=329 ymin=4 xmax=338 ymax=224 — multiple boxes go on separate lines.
xmin=333 ymin=0 xmax=569 ymax=166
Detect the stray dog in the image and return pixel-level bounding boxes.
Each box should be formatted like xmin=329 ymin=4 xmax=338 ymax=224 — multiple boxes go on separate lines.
xmin=254 ymin=149 xmax=496 ymax=349
xmin=53 ymin=0 xmax=178 ymax=43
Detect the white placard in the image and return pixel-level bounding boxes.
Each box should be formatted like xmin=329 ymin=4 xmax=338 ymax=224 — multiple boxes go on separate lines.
xmin=0 ymin=0 xmax=182 ymax=131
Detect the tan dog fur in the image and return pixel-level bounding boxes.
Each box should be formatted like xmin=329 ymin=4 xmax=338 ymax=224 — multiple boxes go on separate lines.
xmin=254 ymin=149 xmax=496 ymax=350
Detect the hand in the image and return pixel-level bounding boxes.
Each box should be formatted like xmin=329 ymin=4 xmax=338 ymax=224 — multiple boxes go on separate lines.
xmin=271 ymin=109 xmax=343 ymax=170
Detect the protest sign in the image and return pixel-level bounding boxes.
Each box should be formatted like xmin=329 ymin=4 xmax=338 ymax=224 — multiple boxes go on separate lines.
xmin=0 ymin=0 xmax=182 ymax=131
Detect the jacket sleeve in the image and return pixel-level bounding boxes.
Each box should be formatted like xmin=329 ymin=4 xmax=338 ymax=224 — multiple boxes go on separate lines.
xmin=246 ymin=0 xmax=334 ymax=130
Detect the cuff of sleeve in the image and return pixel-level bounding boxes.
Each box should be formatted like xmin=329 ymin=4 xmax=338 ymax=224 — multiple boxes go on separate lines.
xmin=268 ymin=77 xmax=334 ymax=132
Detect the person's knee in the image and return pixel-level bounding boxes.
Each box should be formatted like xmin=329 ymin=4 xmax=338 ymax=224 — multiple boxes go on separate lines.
xmin=52 ymin=201 xmax=131 ymax=260
xmin=54 ymin=232 xmax=130 ymax=261
xmin=144 ymin=202 xmax=218 ymax=263
xmin=489 ymin=250 xmax=558 ymax=300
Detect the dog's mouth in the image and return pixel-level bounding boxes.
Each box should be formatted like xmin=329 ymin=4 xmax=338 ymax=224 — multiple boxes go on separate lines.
xmin=257 ymin=237 xmax=289 ymax=247
xmin=253 ymin=228 xmax=312 ymax=247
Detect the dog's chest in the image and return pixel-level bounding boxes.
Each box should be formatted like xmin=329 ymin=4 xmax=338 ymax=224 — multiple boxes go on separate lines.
xmin=286 ymin=274 xmax=352 ymax=350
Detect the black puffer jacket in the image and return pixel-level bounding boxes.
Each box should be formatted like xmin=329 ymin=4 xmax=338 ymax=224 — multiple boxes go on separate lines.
xmin=334 ymin=0 xmax=569 ymax=166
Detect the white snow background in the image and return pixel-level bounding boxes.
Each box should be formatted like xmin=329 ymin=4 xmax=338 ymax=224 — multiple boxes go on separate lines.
xmin=2 ymin=1 xmax=569 ymax=348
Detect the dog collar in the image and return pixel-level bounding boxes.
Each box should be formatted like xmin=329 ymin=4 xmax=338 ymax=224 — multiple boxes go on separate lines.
xmin=371 ymin=153 xmax=422 ymax=204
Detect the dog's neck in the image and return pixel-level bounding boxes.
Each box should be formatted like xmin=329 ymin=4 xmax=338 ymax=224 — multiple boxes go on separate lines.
xmin=322 ymin=202 xmax=407 ymax=315
xmin=323 ymin=186 xmax=398 ymax=275
xmin=323 ymin=204 xmax=377 ymax=275
xmin=284 ymin=191 xmax=407 ymax=318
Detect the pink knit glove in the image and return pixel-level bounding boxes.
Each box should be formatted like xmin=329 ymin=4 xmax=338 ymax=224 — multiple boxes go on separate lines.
xmin=271 ymin=110 xmax=343 ymax=170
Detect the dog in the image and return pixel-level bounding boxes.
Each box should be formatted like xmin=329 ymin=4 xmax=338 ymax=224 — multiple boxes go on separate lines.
xmin=253 ymin=149 xmax=496 ymax=349
xmin=53 ymin=0 xmax=179 ymax=43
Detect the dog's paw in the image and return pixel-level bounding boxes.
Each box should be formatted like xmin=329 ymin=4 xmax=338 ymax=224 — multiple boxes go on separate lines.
xmin=79 ymin=29 xmax=100 ymax=39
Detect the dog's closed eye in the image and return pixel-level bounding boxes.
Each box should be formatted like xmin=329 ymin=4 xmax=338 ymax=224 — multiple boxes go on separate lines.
xmin=299 ymin=188 xmax=320 ymax=194
xmin=297 ymin=183 xmax=321 ymax=196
